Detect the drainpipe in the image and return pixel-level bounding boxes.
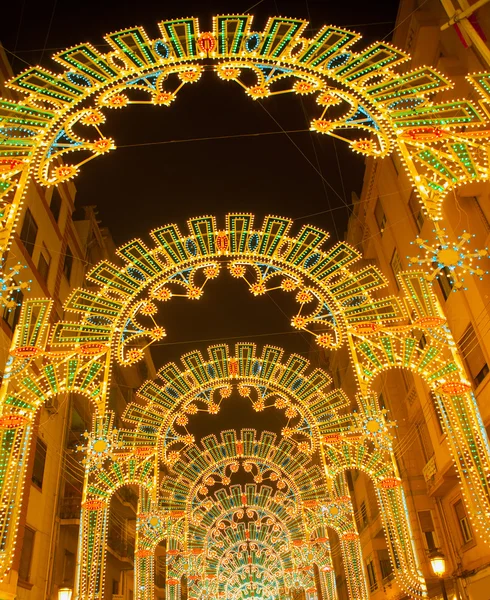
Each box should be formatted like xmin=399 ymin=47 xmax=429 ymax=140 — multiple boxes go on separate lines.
xmin=434 ymin=497 xmax=469 ymax=600
xmin=44 ymin=393 xmax=71 ymax=600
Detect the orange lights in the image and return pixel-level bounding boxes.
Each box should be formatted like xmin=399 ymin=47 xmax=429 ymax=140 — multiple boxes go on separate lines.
xmin=380 ymin=477 xmax=401 ymax=489
xmin=10 ymin=346 xmax=41 ymax=358
xmin=197 ymin=32 xmax=216 ymax=53
xmin=0 ymin=415 xmax=28 ymax=428
xmin=439 ymin=381 xmax=471 ymax=395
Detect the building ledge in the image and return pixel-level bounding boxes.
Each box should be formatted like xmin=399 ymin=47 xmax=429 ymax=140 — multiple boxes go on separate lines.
xmin=60 ymin=518 xmax=80 ymax=526
xmin=426 ymin=462 xmax=458 ymax=497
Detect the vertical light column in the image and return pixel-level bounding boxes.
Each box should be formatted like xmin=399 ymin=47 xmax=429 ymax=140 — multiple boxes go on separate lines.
xmin=75 ymin=501 xmax=110 ymax=599
xmin=399 ymin=272 xmax=490 ymax=547
xmin=0 ymin=419 xmax=33 ymax=577
xmin=376 ymin=483 xmax=427 ymax=599
xmin=320 ymin=569 xmax=337 ymax=600
xmin=434 ymin=389 xmax=490 ymax=541
xmin=167 ymin=581 xmax=180 ymax=600
xmin=339 ymin=534 xmax=369 ymax=600
xmin=134 ymin=552 xmax=155 ymax=600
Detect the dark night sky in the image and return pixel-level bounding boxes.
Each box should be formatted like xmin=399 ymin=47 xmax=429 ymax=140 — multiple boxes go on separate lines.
xmin=0 ymin=0 xmax=400 ymax=369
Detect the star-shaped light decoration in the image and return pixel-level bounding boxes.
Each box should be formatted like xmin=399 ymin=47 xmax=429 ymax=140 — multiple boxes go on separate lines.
xmin=409 ymin=228 xmax=488 ymax=291
xmin=77 ymin=413 xmax=122 ymax=468
xmin=0 ymin=261 xmax=31 ymax=310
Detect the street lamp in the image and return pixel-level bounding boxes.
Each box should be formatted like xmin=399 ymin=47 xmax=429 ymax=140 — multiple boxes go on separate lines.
xmin=429 ymin=549 xmax=448 ymax=600
xmin=58 ymin=587 xmax=73 ymax=600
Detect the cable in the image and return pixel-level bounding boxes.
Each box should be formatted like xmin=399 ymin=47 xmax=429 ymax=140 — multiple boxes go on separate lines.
xmin=298 ymin=96 xmax=341 ymax=240
xmin=1 ymin=45 xmax=33 ymax=68
xmin=381 ymin=0 xmax=431 ymax=41
xmin=244 ymin=0 xmax=266 ymax=12
xmin=118 ymin=129 xmax=309 ymax=149
xmin=38 ymin=0 xmax=58 ymax=65
xmin=256 ymin=100 xmax=348 ymax=209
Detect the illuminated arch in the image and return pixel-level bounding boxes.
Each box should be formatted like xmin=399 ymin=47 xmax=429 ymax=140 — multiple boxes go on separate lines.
xmin=1 ymin=12 xmax=489 ymax=262
xmin=49 ymin=213 xmax=404 ymax=362
xmin=157 ymin=430 xmax=328 ymax=514
xmin=0 ymin=18 xmax=488 ymax=600
xmin=1 ymin=224 xmax=489 ymax=597
xmin=120 ymin=342 xmax=349 ymax=460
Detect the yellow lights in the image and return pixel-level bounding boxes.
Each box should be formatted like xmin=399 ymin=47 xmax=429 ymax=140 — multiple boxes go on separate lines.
xmin=429 ymin=550 xmax=446 ymax=578
xmin=0 ymin=11 xmax=488 ymax=598
xmin=0 ymin=253 xmax=472 ymax=599
xmin=0 ymin=14 xmax=486 ymax=276
xmin=58 ymin=588 xmax=73 ymax=600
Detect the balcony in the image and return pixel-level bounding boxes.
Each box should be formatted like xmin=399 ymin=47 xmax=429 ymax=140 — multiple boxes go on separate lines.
xmin=107 ymin=531 xmax=135 ymax=563
xmin=60 ymin=493 xmax=82 ymax=522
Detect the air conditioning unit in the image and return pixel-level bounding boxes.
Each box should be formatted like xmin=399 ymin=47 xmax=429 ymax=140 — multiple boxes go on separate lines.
xmin=44 ymin=396 xmax=59 ymax=414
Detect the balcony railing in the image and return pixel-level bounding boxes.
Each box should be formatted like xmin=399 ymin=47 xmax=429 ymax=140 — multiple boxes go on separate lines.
xmin=107 ymin=533 xmax=135 ymax=560
xmin=60 ymin=494 xmax=82 ymax=520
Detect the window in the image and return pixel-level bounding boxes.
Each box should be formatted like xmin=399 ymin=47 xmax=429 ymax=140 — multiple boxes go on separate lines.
xmin=454 ymin=499 xmax=473 ymax=544
xmin=418 ymin=510 xmax=437 ymax=551
xmin=19 ymin=208 xmax=38 ymax=257
xmin=360 ymin=500 xmax=368 ymax=529
xmin=437 ymin=266 xmax=454 ymax=300
xmin=37 ymin=245 xmax=51 ymax=284
xmin=377 ymin=548 xmax=393 ymax=580
xmin=390 ymin=248 xmax=402 ymax=286
xmin=63 ymin=550 xmax=75 ymax=585
xmin=366 ymin=556 xmax=377 ymax=591
xmin=409 ymin=191 xmax=424 ymax=232
xmin=50 ymin=188 xmax=62 ymax=223
xmin=430 ymin=395 xmax=444 ymax=435
xmin=112 ymin=579 xmax=119 ymax=594
xmin=391 ymin=155 xmax=399 ymax=176
xmin=63 ymin=246 xmax=73 ymax=282
xmin=32 ymin=437 xmax=47 ymax=489
xmin=18 ymin=526 xmax=35 ymax=582
xmin=459 ymin=323 xmax=489 ymax=388
xmin=2 ymin=288 xmax=23 ymax=331
xmin=374 ymin=198 xmax=386 ymax=234
xmin=378 ymin=391 xmax=387 ymax=410
xmin=470 ymin=196 xmax=490 ymax=232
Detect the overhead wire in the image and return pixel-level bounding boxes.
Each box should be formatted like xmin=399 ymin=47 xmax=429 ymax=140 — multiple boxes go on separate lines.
xmin=118 ymin=128 xmax=309 ymax=148
xmin=298 ymin=96 xmax=341 ymax=240
xmin=381 ymin=0 xmax=431 ymax=42
xmin=38 ymin=0 xmax=58 ymax=65
xmin=257 ymin=100 xmax=348 ymax=210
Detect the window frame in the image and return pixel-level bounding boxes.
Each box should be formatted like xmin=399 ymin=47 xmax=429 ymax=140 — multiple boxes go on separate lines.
xmin=18 ymin=525 xmax=35 ymax=583
xmin=390 ymin=248 xmax=402 ymax=287
xmin=63 ymin=245 xmax=73 ymax=282
xmin=453 ymin=498 xmax=473 ymax=545
xmin=31 ymin=437 xmax=47 ymax=490
xmin=459 ymin=323 xmax=489 ymax=389
xmin=437 ymin=266 xmax=454 ymax=300
xmin=417 ymin=510 xmax=438 ymax=551
xmin=374 ymin=198 xmax=387 ymax=234
xmin=409 ymin=190 xmax=424 ymax=232
xmin=49 ymin=187 xmax=63 ymax=223
xmin=37 ymin=244 xmax=51 ymax=284
xmin=19 ymin=208 xmax=38 ymax=258
xmin=366 ymin=555 xmax=378 ymax=592
xmin=2 ymin=287 xmax=23 ymax=331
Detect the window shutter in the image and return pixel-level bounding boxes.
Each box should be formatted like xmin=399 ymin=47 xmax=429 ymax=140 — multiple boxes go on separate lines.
xmin=418 ymin=510 xmax=434 ymax=532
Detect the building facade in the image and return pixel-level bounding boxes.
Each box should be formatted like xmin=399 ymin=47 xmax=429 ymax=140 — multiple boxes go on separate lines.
xmin=1 ymin=0 xmax=490 ymax=598
xmin=0 ymin=46 xmax=156 ymax=600
xmin=314 ymin=1 xmax=490 ymax=598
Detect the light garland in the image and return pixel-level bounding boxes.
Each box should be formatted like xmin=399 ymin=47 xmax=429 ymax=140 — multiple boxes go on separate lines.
xmin=0 ymin=215 xmax=488 ymax=598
